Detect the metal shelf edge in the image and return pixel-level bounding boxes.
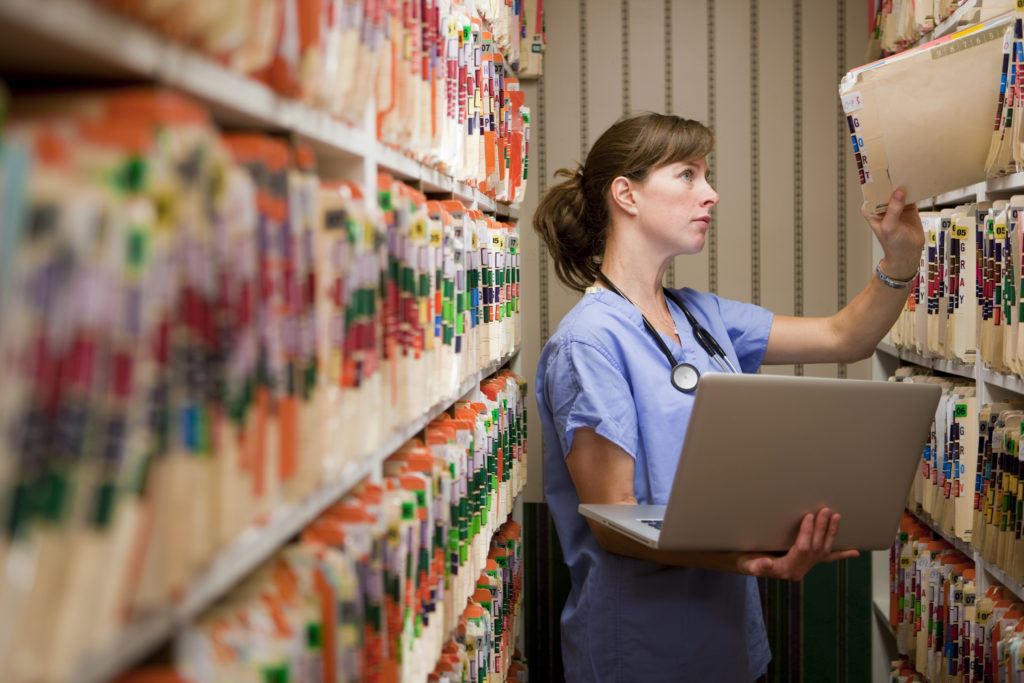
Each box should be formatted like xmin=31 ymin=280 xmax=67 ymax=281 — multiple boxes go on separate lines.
xmin=877 ymin=344 xmax=1024 ymax=394
xmin=980 ymin=367 xmax=1024 ymax=394
xmin=876 ymin=341 xmax=899 ymax=358
xmin=926 ymin=174 xmax=1024 ymax=207
xmin=875 ymin=344 xmax=975 ymax=380
xmin=984 ymin=171 xmax=1024 ymax=195
xmin=872 ymin=598 xmax=896 ymax=642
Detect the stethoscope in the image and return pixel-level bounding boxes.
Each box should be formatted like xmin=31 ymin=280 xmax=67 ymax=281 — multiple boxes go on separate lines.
xmin=595 ymin=272 xmax=740 ymax=393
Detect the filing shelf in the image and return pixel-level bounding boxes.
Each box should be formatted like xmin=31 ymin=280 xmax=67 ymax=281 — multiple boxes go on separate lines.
xmin=909 ymin=0 xmax=1008 ymax=48
xmin=917 ymin=172 xmax=1024 ymax=209
xmin=71 ymin=348 xmax=521 ymax=683
xmin=0 ymin=0 xmax=515 ymax=216
xmin=873 ymin=598 xmax=896 ymax=642
xmin=906 ymin=508 xmax=976 ymax=559
xmin=876 ymin=505 xmax=1024 ymax=644
xmin=904 ymin=506 xmax=1024 ymax=606
xmin=875 ymin=341 xmax=975 ymax=380
xmin=872 ymin=9 xmax=1024 ymax=674
xmin=876 ymin=333 xmax=1024 ymax=641
xmin=876 ymin=340 xmax=1024 ymax=392
xmin=924 ymin=183 xmax=987 ymax=209
xmin=0 ymin=1 xmax=527 ymax=680
xmin=981 ymin=171 xmax=1024 ymax=196
xmin=931 ymin=0 xmax=984 ymax=38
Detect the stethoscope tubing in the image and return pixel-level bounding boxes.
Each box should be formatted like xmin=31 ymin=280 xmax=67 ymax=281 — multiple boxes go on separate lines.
xmin=596 ymin=272 xmax=739 ymax=392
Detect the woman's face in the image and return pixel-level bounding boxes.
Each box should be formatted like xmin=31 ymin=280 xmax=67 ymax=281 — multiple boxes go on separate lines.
xmin=631 ymin=157 xmax=719 ymax=257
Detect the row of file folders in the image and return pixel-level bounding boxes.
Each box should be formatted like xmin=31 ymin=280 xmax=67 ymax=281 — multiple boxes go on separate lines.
xmin=84 ymin=0 xmax=540 ymax=198
xmin=0 ymin=87 xmax=525 ymax=683
xmin=888 ymin=511 xmax=1024 ymax=683
xmin=116 ymin=374 xmax=528 ymax=683
xmin=868 ymin=0 xmax=1013 ymax=57
xmin=888 ymin=198 xmax=1024 ymax=374
xmin=893 ymin=367 xmax=1024 ymax=584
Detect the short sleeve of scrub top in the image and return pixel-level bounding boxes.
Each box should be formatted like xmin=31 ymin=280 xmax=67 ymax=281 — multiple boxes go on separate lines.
xmin=536 ymin=287 xmax=775 ymax=682
xmin=546 ymin=337 xmax=640 ymax=459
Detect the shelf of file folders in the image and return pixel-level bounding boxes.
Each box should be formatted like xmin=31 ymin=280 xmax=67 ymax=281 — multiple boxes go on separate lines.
xmin=884 ymin=510 xmax=1024 ymax=683
xmin=0 ymin=93 xmax=525 ymax=683
xmin=127 ymin=372 xmax=527 ymax=683
xmin=881 ymin=365 xmax=1024 ymax=681
xmin=880 ymin=185 xmax=1024 ymax=389
xmin=0 ymin=0 xmax=539 ymax=211
xmin=870 ymin=0 xmax=1009 ymax=58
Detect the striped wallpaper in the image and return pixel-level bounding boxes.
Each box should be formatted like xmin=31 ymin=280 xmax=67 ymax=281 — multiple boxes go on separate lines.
xmin=519 ymin=0 xmax=872 ymax=503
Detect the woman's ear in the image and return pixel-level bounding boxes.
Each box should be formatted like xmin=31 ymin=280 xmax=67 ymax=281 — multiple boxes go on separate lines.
xmin=609 ymin=176 xmax=638 ymax=216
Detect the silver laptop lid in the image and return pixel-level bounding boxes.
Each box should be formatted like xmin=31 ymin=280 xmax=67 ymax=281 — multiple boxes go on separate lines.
xmin=657 ymin=373 xmax=941 ymax=551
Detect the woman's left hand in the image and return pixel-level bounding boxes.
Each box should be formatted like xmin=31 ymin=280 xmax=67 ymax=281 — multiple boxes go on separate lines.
xmin=861 ymin=187 xmax=926 ymax=281
xmin=737 ymin=508 xmax=859 ymax=581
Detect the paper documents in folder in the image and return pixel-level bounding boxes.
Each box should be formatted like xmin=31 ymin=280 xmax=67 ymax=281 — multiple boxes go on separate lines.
xmin=839 ymin=16 xmax=1012 ymax=213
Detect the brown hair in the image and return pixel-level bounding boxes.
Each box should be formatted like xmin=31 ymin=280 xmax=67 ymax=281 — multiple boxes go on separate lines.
xmin=532 ymin=112 xmax=714 ymax=292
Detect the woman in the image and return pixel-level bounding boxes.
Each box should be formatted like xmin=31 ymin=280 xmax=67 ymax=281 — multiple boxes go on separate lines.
xmin=533 ymin=113 xmax=924 ymax=681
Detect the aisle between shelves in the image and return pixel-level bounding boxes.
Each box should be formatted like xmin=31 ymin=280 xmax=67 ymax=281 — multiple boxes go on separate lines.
xmin=0 ymin=85 xmax=525 ymax=683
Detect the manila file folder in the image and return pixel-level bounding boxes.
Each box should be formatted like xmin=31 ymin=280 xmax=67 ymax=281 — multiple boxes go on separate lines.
xmin=839 ymin=17 xmax=1011 ymax=213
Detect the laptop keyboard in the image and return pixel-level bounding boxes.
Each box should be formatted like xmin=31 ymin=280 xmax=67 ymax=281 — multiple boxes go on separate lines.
xmin=641 ymin=519 xmax=663 ymax=530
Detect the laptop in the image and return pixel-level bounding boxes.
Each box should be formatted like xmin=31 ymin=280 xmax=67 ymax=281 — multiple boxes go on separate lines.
xmin=578 ymin=373 xmax=942 ymax=552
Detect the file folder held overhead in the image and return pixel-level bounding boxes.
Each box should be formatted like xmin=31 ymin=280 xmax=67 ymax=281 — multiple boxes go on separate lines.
xmin=839 ymin=16 xmax=1013 ymax=213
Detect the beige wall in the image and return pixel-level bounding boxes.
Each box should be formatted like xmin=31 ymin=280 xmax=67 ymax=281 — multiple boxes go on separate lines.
xmin=521 ymin=0 xmax=872 ymax=502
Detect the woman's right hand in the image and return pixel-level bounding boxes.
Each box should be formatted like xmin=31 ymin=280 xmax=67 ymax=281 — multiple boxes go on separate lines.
xmin=736 ymin=508 xmax=859 ymax=581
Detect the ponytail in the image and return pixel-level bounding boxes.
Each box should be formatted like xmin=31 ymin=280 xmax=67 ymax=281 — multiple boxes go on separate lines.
xmin=533 ymin=165 xmax=604 ymax=292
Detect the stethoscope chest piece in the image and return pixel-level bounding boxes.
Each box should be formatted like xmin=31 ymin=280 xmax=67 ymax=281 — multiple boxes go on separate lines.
xmin=594 ymin=271 xmax=740 ymax=393
xmin=670 ymin=362 xmax=701 ymax=393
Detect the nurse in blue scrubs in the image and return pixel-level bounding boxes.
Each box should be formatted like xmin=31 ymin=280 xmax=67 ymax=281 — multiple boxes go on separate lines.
xmin=533 ymin=112 xmax=924 ymax=681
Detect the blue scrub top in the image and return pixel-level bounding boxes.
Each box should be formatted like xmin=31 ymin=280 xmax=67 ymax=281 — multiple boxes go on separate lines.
xmin=536 ymin=286 xmax=775 ymax=682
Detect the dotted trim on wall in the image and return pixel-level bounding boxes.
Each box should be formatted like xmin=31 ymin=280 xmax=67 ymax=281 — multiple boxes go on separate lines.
xmin=750 ymin=0 xmax=761 ymax=308
xmin=793 ymin=0 xmax=804 ymax=377
xmin=707 ymin=0 xmax=718 ymax=295
xmin=664 ymin=0 xmax=675 ymax=288
xmin=538 ymin=72 xmax=550 ymax=346
xmin=579 ymin=0 xmax=589 ymax=160
xmin=621 ymin=0 xmax=630 ymax=118
xmin=837 ymin=1 xmax=848 ymax=381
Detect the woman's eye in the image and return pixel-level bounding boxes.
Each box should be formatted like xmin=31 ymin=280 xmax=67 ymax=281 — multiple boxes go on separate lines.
xmin=681 ymin=170 xmax=693 ymax=181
